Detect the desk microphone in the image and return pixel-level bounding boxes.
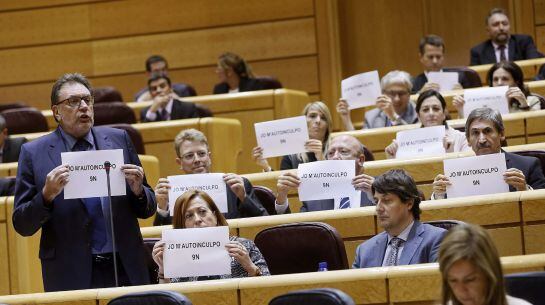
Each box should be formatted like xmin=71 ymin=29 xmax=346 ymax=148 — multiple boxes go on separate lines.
xmin=104 ymin=161 xmax=119 ymax=287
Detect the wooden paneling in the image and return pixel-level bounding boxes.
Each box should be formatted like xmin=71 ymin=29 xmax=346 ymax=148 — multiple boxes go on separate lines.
xmin=536 ymin=0 xmax=545 ymax=25
xmin=0 ymin=0 xmax=96 ymax=12
xmin=537 ymin=25 xmax=545 ymax=55
xmin=524 ymin=224 xmax=545 ymax=254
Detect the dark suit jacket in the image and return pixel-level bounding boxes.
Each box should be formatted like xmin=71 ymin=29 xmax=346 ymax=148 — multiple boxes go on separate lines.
xmin=300 ymin=191 xmax=374 ymax=212
xmin=153 ymin=177 xmax=268 ymax=225
xmin=505 ymin=151 xmax=545 ymax=190
xmin=411 ymin=69 xmax=473 ymax=94
xmin=2 ymin=136 xmax=26 ymax=163
xmin=13 ymin=127 xmax=157 ymax=291
xmin=280 ymin=153 xmax=318 ymax=170
xmin=470 ymin=34 xmax=544 ymax=65
xmin=140 ymin=99 xmax=199 ymax=123
xmin=353 ymin=221 xmax=446 ymax=268
xmin=213 ymin=77 xmax=265 ymax=94
xmin=134 ymin=83 xmax=197 ymax=101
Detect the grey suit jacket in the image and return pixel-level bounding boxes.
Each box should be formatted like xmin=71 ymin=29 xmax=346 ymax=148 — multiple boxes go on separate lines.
xmin=363 ymin=102 xmax=418 ymax=129
xmin=352 ymin=221 xmax=446 ymax=268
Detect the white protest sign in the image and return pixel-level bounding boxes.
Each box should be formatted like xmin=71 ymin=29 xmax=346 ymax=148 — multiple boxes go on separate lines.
xmin=463 ymin=86 xmax=509 ymax=116
xmin=427 ymin=72 xmax=458 ymax=92
xmin=443 ymin=153 xmax=509 ymax=198
xmin=298 ymin=160 xmax=355 ymax=201
xmin=163 ymin=226 xmax=231 ymax=278
xmin=61 ymin=149 xmax=125 ymax=199
xmin=254 ymin=116 xmax=309 ymax=158
xmin=395 ymin=126 xmax=446 ymax=159
xmin=167 ymin=173 xmax=227 ymax=215
xmin=341 ymin=71 xmax=381 ymax=109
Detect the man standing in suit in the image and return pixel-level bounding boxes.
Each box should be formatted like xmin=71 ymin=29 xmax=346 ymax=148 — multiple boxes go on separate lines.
xmin=141 ymin=74 xmax=200 ymax=123
xmin=13 ymin=73 xmax=157 ymax=291
xmin=353 ymin=169 xmax=446 ymax=268
xmin=153 ymin=129 xmax=267 ymax=225
xmin=470 ymin=8 xmax=543 ymax=65
xmin=0 ymin=113 xmax=26 ymax=163
xmin=412 ymin=35 xmax=474 ymax=94
xmin=275 ymin=134 xmax=375 ymax=213
xmin=432 ymin=107 xmax=545 ymax=199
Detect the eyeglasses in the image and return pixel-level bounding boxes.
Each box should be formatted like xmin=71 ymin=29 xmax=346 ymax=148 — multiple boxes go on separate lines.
xmin=326 ymin=149 xmax=353 ymax=159
xmin=181 ymin=150 xmax=208 ymax=161
xmin=57 ymin=95 xmax=94 ymax=108
xmin=384 ymin=90 xmax=409 ymax=98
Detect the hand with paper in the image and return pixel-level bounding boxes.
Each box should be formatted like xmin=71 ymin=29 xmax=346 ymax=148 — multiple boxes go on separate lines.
xmin=154 ymin=177 xmax=171 ymax=211
xmin=432 ymin=174 xmax=451 ymax=199
xmin=503 ymin=168 xmax=528 ymax=191
xmin=42 ymin=164 xmax=70 ymax=203
xmin=276 ymin=171 xmax=300 ymax=204
xmin=335 ymin=99 xmax=355 ymax=131
xmin=223 ymin=173 xmax=246 ymax=202
xmin=505 ymin=87 xmax=529 ymax=109
xmin=452 ymin=95 xmax=465 ymax=117
xmin=121 ymin=164 xmax=145 ymax=196
xmin=304 ymin=139 xmax=325 ymax=161
xmin=251 ymin=146 xmax=272 ymax=172
xmin=420 ymin=82 xmax=440 ymax=93
xmin=376 ymin=95 xmax=396 ymax=120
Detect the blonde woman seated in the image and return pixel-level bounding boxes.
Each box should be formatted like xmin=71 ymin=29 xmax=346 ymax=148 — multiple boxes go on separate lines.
xmin=252 ymin=101 xmax=332 ymax=171
xmin=439 ymin=223 xmax=531 ymax=305
xmin=152 ymin=189 xmax=270 ymax=282
xmin=385 ymin=90 xmax=470 ymax=158
xmin=453 ymin=61 xmax=541 ymax=118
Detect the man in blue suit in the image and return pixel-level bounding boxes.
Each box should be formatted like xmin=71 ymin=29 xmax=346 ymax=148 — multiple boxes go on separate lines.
xmin=13 ymin=73 xmax=157 ymax=291
xmin=353 ymin=169 xmax=446 ymax=268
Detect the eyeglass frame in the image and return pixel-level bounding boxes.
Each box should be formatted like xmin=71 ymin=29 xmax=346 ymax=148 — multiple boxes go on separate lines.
xmin=181 ymin=150 xmax=209 ymax=162
xmin=55 ymin=95 xmax=95 ymax=108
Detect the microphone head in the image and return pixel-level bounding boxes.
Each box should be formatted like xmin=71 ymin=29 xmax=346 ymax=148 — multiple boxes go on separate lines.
xmin=104 ymin=161 xmax=111 ymax=172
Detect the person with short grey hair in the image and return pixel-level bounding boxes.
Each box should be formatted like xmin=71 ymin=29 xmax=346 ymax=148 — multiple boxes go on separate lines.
xmin=337 ymin=70 xmax=418 ymax=130
xmin=432 ymin=107 xmax=545 ymax=199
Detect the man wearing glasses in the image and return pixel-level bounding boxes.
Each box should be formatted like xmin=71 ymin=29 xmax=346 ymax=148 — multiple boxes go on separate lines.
xmin=275 ymin=134 xmax=375 ymax=213
xmin=336 ymin=70 xmax=418 ymax=130
xmin=13 ymin=73 xmax=157 ymax=291
xmin=153 ymin=128 xmax=268 ymax=225
xmin=141 ymin=73 xmax=199 ymax=122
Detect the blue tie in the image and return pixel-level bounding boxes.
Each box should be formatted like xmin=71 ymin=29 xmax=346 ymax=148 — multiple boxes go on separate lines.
xmin=73 ymin=139 xmax=108 ymax=252
xmin=339 ymin=197 xmax=350 ymax=209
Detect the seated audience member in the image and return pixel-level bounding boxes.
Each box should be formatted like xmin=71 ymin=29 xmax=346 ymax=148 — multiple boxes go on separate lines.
xmin=353 ymin=169 xmax=446 ymax=268
xmin=385 ymin=90 xmax=470 ymax=158
xmin=536 ymin=63 xmax=545 ymax=80
xmin=152 ymin=189 xmax=270 ymax=282
xmin=337 ymin=70 xmax=418 ymax=130
xmin=135 ymin=55 xmax=196 ymax=102
xmin=470 ymin=8 xmax=543 ymax=65
xmin=454 ymin=61 xmax=542 ymax=117
xmin=153 ymin=129 xmax=267 ymax=225
xmin=275 ymin=134 xmax=375 ymax=214
xmin=0 ymin=113 xmax=26 ymax=163
xmin=213 ymin=52 xmax=265 ymax=94
xmin=438 ymin=223 xmax=531 ymax=305
xmin=432 ymin=108 xmax=545 ymax=199
xmin=252 ymin=101 xmax=332 ymax=171
xmin=0 ymin=177 xmax=15 ymax=196
xmin=140 ymin=73 xmax=200 ymax=123
xmin=412 ymin=35 xmax=473 ymax=93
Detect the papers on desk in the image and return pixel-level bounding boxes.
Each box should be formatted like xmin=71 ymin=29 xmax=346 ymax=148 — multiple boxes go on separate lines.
xmin=297 ymin=160 xmax=355 ymax=201
xmin=427 ymin=72 xmax=458 ymax=92
xmin=395 ymin=126 xmax=446 ymax=159
xmin=61 ymin=149 xmax=125 ymax=199
xmin=341 ymin=71 xmax=381 ymax=109
xmin=443 ymin=153 xmax=509 ymax=198
xmin=163 ymin=226 xmax=231 ymax=278
xmin=254 ymin=116 xmax=309 ymax=158
xmin=463 ymin=86 xmax=509 ymax=116
xmin=167 ymin=173 xmax=228 ymax=215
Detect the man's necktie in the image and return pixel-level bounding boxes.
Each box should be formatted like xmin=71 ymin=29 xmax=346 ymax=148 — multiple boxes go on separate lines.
xmin=160 ymin=108 xmax=169 ymax=121
xmin=385 ymin=237 xmax=404 ymax=266
xmin=498 ymin=45 xmax=507 ymax=62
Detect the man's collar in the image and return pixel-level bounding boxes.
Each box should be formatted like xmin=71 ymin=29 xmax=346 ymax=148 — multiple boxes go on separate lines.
xmin=387 ymin=220 xmax=415 ymax=242
xmin=58 ymin=125 xmax=94 ymax=150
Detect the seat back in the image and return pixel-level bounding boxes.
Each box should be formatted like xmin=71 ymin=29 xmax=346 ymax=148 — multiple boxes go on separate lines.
xmin=363 ymin=146 xmax=374 ymax=162
xmin=107 ymin=290 xmax=192 ymax=305
xmin=505 ymin=271 xmax=545 ymax=305
xmin=269 ymin=288 xmax=355 ymax=305
xmin=92 ymin=86 xmax=123 ymax=103
xmin=94 ymin=102 xmax=136 ymax=125
xmin=105 ymin=123 xmax=146 ymax=154
xmin=257 ymin=76 xmax=283 ymax=90
xmin=425 ymin=220 xmax=465 ymax=231
xmin=254 ymin=222 xmax=348 ymax=275
xmin=253 ymin=185 xmax=276 ymax=215
xmin=0 ymin=102 xmax=27 ymax=112
xmin=445 ymin=66 xmax=482 ymax=88
xmin=512 ymin=150 xmax=545 ymax=177
xmin=143 ymin=238 xmax=161 ymax=284
xmin=1 ymin=107 xmax=48 ymax=134
xmin=195 ymin=104 xmax=213 ymax=117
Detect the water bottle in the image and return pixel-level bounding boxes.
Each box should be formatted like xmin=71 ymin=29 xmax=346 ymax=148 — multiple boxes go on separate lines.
xmin=318 ymin=261 xmax=328 ymax=272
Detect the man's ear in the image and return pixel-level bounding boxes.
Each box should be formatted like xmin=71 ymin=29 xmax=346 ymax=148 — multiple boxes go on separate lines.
xmin=175 ymin=157 xmax=182 ymax=167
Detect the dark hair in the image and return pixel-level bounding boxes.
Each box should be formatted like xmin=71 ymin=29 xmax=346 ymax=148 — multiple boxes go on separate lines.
xmin=486 ymin=61 xmax=530 ymax=96
xmin=145 ymin=55 xmax=167 ymax=72
xmin=486 ymin=8 xmax=508 ymax=25
xmin=372 ymin=169 xmax=421 ymax=220
xmin=50 ymin=73 xmax=92 ymax=106
xmin=172 ymin=189 xmax=228 ymax=229
xmin=419 ymin=34 xmax=445 ymax=54
xmin=147 ymin=72 xmax=172 ymax=88
xmin=415 ymin=89 xmax=448 ymax=126
xmin=218 ymin=52 xmax=254 ymax=78
xmin=0 ymin=114 xmax=5 ymax=131
xmin=464 ymin=108 xmax=504 ymax=139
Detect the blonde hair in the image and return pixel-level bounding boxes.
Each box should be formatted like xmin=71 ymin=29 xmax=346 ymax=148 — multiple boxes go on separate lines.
xmin=298 ymin=101 xmax=333 ymax=163
xmin=438 ymin=223 xmax=507 ymax=305
xmin=174 ymin=129 xmax=209 ymax=158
